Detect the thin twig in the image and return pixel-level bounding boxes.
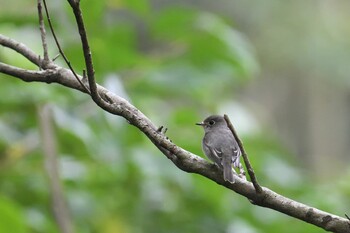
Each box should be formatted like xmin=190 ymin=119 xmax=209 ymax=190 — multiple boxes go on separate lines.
xmin=52 ymin=53 xmax=60 ymax=62
xmin=66 ymin=0 xmax=111 ymax=110
xmin=42 ymin=0 xmax=90 ymax=94
xmin=224 ymin=114 xmax=263 ymax=193
xmin=37 ymin=0 xmax=49 ymax=64
xmin=66 ymin=0 xmax=99 ymax=100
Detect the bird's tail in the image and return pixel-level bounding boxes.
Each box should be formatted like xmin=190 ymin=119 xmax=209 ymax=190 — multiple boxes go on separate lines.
xmin=222 ymin=158 xmax=235 ymax=183
xmin=223 ymin=167 xmax=235 ymax=183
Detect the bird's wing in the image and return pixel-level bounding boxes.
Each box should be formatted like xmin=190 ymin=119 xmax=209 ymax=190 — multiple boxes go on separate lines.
xmin=231 ymin=146 xmax=242 ymax=167
xmin=213 ymin=148 xmax=223 ymax=158
xmin=203 ymin=141 xmax=223 ymax=166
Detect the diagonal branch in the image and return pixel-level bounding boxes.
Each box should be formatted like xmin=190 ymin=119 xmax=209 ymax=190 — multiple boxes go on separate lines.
xmin=224 ymin=114 xmax=263 ymax=193
xmin=66 ymin=0 xmax=108 ymax=108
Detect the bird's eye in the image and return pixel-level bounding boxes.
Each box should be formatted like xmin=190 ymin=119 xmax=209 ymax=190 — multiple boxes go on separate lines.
xmin=209 ymin=120 xmax=215 ymax=125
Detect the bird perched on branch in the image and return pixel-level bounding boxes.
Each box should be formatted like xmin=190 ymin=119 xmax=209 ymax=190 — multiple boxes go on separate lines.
xmin=196 ymin=115 xmax=242 ymax=183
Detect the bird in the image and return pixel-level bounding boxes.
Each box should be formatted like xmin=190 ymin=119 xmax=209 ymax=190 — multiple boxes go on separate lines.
xmin=196 ymin=115 xmax=241 ymax=183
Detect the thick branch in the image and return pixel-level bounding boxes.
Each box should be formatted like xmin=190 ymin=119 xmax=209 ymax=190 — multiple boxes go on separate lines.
xmin=0 ymin=62 xmax=88 ymax=93
xmin=0 ymin=62 xmax=55 ymax=82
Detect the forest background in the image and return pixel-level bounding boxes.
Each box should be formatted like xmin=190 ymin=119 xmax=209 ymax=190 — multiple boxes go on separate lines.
xmin=1 ymin=1 xmax=350 ymax=232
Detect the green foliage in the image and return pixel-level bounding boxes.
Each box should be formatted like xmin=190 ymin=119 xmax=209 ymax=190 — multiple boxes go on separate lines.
xmin=0 ymin=195 xmax=27 ymax=233
xmin=0 ymin=1 xmax=348 ymax=233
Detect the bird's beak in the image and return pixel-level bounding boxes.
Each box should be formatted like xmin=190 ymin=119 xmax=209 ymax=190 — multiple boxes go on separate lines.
xmin=196 ymin=122 xmax=204 ymax=126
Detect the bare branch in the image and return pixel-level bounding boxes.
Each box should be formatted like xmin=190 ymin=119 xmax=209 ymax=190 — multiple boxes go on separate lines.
xmin=0 ymin=34 xmax=41 ymax=66
xmin=66 ymin=0 xmax=109 ymax=109
xmin=223 ymin=114 xmax=263 ymax=193
xmin=37 ymin=0 xmax=50 ymax=64
xmin=42 ymin=0 xmax=90 ymax=94
xmin=0 ymin=61 xmax=89 ymax=94
xmin=0 ymin=62 xmax=54 ymax=82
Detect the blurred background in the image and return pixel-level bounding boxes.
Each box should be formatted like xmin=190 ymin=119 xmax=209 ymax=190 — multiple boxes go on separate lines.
xmin=1 ymin=0 xmax=350 ymax=232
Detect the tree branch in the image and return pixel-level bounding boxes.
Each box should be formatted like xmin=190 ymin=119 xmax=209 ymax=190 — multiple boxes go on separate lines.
xmin=224 ymin=114 xmax=263 ymax=193
xmin=0 ymin=34 xmax=41 ymax=66
xmin=66 ymin=0 xmax=108 ymax=109
xmin=0 ymin=62 xmax=56 ymax=82
xmin=42 ymin=0 xmax=90 ymax=93
xmin=1 ymin=9 xmax=350 ymax=233
xmin=37 ymin=0 xmax=50 ymax=64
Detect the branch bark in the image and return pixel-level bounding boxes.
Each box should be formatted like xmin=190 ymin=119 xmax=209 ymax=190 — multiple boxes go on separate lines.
xmin=37 ymin=0 xmax=50 ymax=63
xmin=1 ymin=4 xmax=350 ymax=232
xmin=0 ymin=34 xmax=41 ymax=66
xmin=224 ymin=114 xmax=263 ymax=193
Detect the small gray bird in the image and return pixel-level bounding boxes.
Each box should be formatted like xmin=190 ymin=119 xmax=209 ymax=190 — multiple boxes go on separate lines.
xmin=196 ymin=115 xmax=241 ymax=183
